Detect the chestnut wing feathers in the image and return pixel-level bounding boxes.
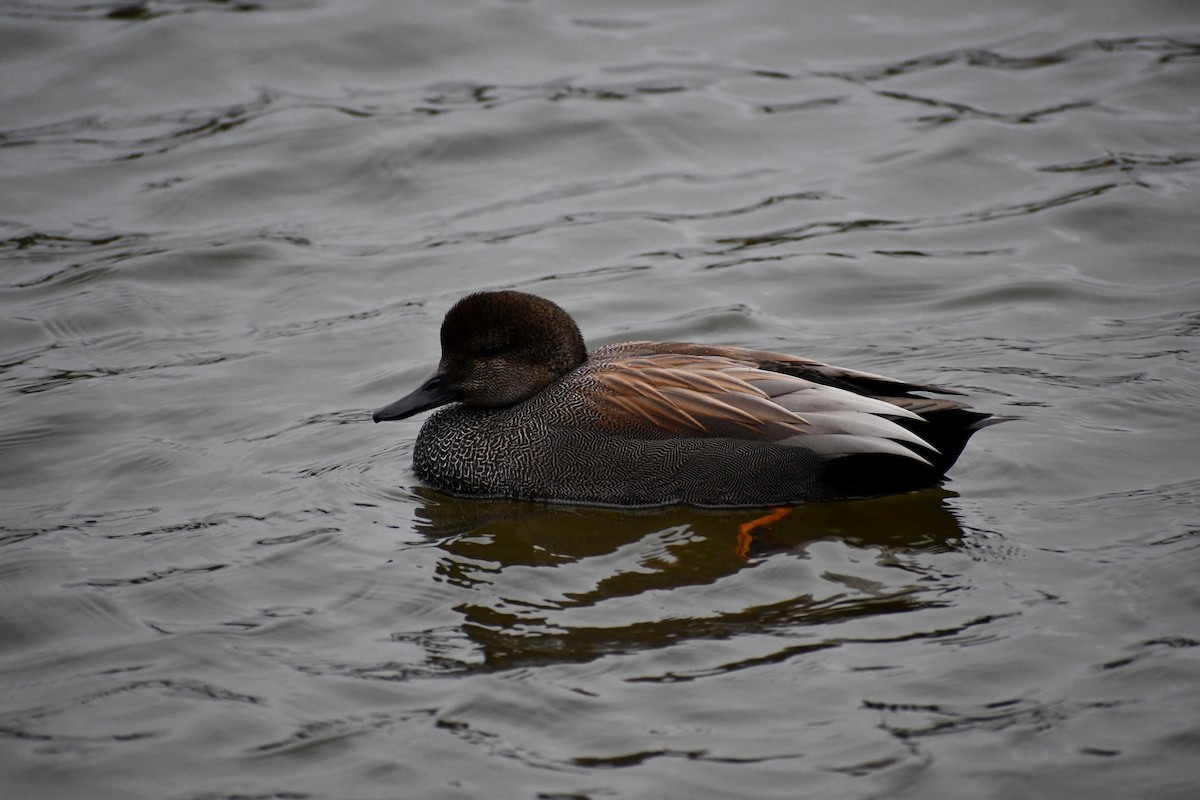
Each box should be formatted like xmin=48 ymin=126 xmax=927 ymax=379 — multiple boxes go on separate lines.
xmin=587 ymin=348 xmax=944 ymax=464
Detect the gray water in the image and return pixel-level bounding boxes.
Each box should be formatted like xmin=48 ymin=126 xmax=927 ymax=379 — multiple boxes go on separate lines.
xmin=2 ymin=1 xmax=1199 ymax=798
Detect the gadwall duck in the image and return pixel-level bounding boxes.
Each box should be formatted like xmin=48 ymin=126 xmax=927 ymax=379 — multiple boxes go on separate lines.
xmin=373 ymin=290 xmax=998 ymax=507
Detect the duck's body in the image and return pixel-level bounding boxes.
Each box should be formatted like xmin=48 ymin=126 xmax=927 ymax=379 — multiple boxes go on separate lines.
xmin=373 ymin=291 xmax=998 ymax=507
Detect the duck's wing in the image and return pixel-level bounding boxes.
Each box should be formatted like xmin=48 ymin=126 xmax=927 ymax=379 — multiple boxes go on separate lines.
xmin=595 ymin=341 xmax=965 ymax=402
xmin=585 ymin=350 xmax=937 ymax=464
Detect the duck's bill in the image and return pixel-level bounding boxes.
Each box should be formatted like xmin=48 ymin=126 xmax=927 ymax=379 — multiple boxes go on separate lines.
xmin=372 ymin=372 xmax=459 ymax=422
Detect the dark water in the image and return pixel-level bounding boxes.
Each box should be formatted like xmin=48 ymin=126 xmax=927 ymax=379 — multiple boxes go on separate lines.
xmin=3 ymin=1 xmax=1199 ymax=798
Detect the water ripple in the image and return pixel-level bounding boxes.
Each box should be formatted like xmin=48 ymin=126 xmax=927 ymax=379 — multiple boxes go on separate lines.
xmin=1039 ymin=150 xmax=1200 ymax=174
xmin=826 ymin=37 xmax=1200 ymax=83
xmin=866 ymin=696 xmax=1125 ymax=740
xmin=0 ymin=1 xmax=263 ymax=23
xmin=712 ymin=183 xmax=1119 ymax=252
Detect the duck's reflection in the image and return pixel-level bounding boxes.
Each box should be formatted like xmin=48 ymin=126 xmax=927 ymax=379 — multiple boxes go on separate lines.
xmin=409 ymin=488 xmax=970 ymax=671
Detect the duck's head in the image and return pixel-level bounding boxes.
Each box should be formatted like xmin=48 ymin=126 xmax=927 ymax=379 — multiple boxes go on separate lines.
xmin=372 ymin=290 xmax=588 ymax=422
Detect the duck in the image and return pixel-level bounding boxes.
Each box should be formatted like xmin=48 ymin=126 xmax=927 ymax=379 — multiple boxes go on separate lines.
xmin=372 ymin=290 xmax=999 ymax=508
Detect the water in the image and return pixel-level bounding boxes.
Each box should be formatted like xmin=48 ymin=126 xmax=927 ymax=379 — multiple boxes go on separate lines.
xmin=2 ymin=1 xmax=1199 ymax=798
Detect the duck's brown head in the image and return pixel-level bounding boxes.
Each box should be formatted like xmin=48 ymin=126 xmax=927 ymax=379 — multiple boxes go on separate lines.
xmin=372 ymin=290 xmax=588 ymax=421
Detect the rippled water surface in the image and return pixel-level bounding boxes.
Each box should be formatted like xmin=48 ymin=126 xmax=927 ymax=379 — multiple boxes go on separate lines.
xmin=3 ymin=1 xmax=1200 ymax=798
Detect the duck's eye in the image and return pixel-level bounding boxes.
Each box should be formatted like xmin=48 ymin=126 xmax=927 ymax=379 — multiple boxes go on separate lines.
xmin=478 ymin=342 xmax=505 ymax=357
